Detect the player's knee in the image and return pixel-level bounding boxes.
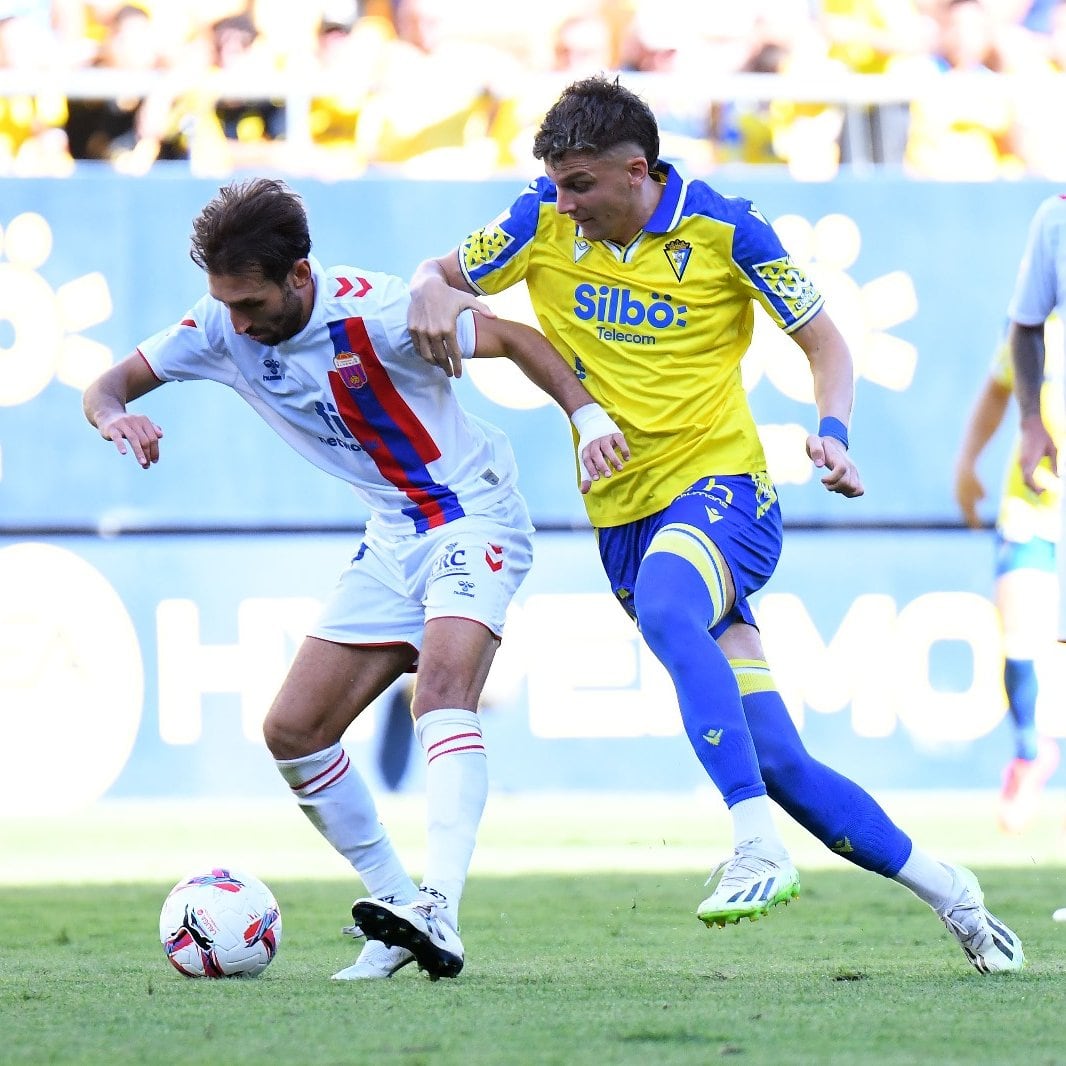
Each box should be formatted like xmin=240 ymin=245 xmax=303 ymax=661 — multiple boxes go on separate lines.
xmin=262 ymin=707 xmax=297 ymax=759
xmin=262 ymin=704 xmax=335 ymax=761
xmin=633 ymin=582 xmax=673 ymax=651
xmin=409 ymin=670 xmax=482 ymax=717
xmin=633 ymin=553 xmax=710 ymax=650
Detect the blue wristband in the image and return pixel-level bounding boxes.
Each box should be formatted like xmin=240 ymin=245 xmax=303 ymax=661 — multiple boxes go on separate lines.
xmin=818 ymin=416 xmax=849 ymax=450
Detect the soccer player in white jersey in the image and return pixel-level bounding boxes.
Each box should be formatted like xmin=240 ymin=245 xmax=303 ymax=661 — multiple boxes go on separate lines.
xmin=955 ymin=319 xmax=1063 ymax=833
xmin=82 ymin=178 xmax=629 ymax=980
xmin=1006 ymin=192 xmax=1066 ymax=921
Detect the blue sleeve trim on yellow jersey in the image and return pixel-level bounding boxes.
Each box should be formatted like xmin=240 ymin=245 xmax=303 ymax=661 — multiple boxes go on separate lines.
xmin=463 ymin=179 xmax=549 ymax=289
xmin=729 ymin=198 xmax=787 ymax=268
xmin=533 ymin=175 xmax=558 ymax=205
xmin=729 ymin=198 xmax=824 ymax=330
xmin=679 ymin=180 xmax=753 ymax=227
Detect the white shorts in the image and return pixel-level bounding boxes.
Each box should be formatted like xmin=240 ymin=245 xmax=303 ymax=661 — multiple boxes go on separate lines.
xmin=312 ymin=494 xmax=534 ymax=653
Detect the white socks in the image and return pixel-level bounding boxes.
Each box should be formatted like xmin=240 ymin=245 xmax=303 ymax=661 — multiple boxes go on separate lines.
xmin=892 ymin=846 xmax=958 ymax=912
xmin=414 ymin=708 xmax=488 ymax=924
xmin=730 ymin=796 xmax=788 ymax=855
xmin=275 ymin=743 xmax=417 ymax=905
xmin=276 ymin=710 xmax=488 ymax=925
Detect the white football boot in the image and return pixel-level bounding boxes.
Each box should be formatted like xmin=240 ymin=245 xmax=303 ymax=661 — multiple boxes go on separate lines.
xmin=351 ymin=894 xmax=465 ymax=979
xmin=331 ymin=937 xmax=415 ymax=981
xmin=697 ymin=837 xmax=801 ymax=927
xmin=937 ymin=865 xmax=1025 ymax=973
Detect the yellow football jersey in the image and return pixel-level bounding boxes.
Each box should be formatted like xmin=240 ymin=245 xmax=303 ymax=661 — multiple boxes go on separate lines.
xmin=993 ymin=313 xmax=1065 ymax=543
xmin=458 ymin=163 xmax=824 ymax=527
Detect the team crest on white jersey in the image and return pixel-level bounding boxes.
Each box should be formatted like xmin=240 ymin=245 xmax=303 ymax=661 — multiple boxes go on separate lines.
xmin=334 ymin=351 xmax=367 ymax=389
xmin=574 ymin=238 xmax=592 ymax=263
xmin=664 ymin=238 xmax=692 ymax=282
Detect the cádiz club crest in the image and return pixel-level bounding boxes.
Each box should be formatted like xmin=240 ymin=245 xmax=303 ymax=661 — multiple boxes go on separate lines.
xmin=664 ymin=238 xmax=692 ymax=282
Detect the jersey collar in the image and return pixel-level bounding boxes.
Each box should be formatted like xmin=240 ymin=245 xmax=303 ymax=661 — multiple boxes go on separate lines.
xmin=643 ymin=162 xmax=684 ymax=235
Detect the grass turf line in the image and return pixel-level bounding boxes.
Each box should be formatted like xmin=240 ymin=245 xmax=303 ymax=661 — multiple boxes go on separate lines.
xmin=1 ymin=868 xmax=1064 ymax=1066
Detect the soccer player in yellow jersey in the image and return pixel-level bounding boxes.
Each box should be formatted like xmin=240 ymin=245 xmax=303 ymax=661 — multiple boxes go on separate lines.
xmin=407 ymin=76 xmax=1023 ymax=972
xmin=955 ymin=320 xmax=1063 ymax=834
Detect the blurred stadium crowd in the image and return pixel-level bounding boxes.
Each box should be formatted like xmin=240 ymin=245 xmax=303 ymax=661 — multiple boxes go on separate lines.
xmin=1 ymin=0 xmax=1064 ymax=180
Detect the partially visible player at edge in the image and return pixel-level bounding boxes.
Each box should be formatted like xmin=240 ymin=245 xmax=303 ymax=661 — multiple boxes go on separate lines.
xmin=82 ymin=177 xmax=630 ymax=981
xmin=406 ymin=75 xmax=1023 ymax=972
xmin=954 ymin=317 xmax=1063 ymax=834
xmin=1005 ymin=191 xmax=1066 ymax=922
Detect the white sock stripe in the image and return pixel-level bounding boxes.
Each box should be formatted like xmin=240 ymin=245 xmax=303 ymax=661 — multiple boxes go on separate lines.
xmin=425 ymin=730 xmax=482 ymax=755
xmin=425 ymin=730 xmax=486 ymax=765
xmin=426 ymin=742 xmax=486 ymax=765
xmin=291 ymin=750 xmax=350 ymax=796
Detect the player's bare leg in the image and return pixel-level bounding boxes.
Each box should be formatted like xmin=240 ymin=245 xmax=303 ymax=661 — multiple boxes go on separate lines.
xmin=264 ymin=637 xmax=422 ymax=980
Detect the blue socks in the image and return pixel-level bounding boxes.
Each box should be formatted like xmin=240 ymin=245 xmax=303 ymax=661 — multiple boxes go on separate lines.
xmin=633 ymin=545 xmax=914 ymax=880
xmin=634 ymin=550 xmax=766 ymax=806
xmin=1004 ymin=658 xmax=1039 ymax=760
xmin=733 ymin=661 xmax=913 ymax=877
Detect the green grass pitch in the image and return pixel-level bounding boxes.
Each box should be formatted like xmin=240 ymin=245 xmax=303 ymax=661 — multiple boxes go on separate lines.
xmin=2 ymin=791 xmax=1064 ymax=1065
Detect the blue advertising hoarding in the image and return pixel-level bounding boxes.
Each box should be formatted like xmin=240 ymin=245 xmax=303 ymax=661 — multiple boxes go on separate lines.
xmin=2 ymin=526 xmax=1061 ymax=812
xmin=2 ymin=173 xmax=1062 ymax=810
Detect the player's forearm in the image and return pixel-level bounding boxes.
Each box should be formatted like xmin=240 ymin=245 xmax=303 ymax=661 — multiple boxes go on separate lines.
xmin=793 ymin=311 xmax=854 ymax=425
xmin=477 ymin=317 xmax=594 ymax=417
xmin=82 ymin=371 xmax=130 ymax=429
xmin=409 ymin=257 xmax=447 ymax=293
xmin=1008 ymin=321 xmax=1045 ymax=421
xmin=83 ymin=353 xmax=162 ymax=429
xmin=809 ymin=346 xmax=854 ymax=426
xmin=507 ymin=341 xmax=595 ymax=418
xmin=957 ymin=380 xmax=1010 ymax=466
xmin=410 ymin=253 xmax=468 ymax=297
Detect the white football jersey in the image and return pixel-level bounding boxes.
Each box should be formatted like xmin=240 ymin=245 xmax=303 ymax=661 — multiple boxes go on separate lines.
xmin=137 ymin=257 xmax=521 ymax=535
xmin=1009 ymin=194 xmax=1066 ymax=331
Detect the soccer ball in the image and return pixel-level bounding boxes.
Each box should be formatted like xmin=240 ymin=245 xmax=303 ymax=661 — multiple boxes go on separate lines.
xmin=159 ymin=867 xmax=282 ymax=978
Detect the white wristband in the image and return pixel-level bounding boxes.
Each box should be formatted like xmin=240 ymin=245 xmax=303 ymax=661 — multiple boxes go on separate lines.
xmin=571 ymin=402 xmax=620 ymax=447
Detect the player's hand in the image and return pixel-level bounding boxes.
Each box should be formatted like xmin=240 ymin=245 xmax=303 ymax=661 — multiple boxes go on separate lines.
xmin=579 ymin=431 xmax=631 ymax=494
xmin=954 ymin=465 xmax=985 ymax=529
xmin=99 ymin=413 xmax=164 ymax=469
xmin=1019 ymin=414 xmax=1057 ymax=494
xmin=806 ymin=433 xmax=863 ymax=498
xmin=408 ymin=278 xmax=495 ymax=380
xmin=571 ymin=403 xmax=630 ymax=493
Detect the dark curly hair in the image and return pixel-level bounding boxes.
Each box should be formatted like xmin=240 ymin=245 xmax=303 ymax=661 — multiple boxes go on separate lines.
xmin=532 ymin=75 xmax=660 ymax=167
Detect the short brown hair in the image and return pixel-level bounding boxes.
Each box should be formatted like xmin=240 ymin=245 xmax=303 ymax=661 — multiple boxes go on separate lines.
xmin=190 ymin=178 xmax=311 ymax=284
